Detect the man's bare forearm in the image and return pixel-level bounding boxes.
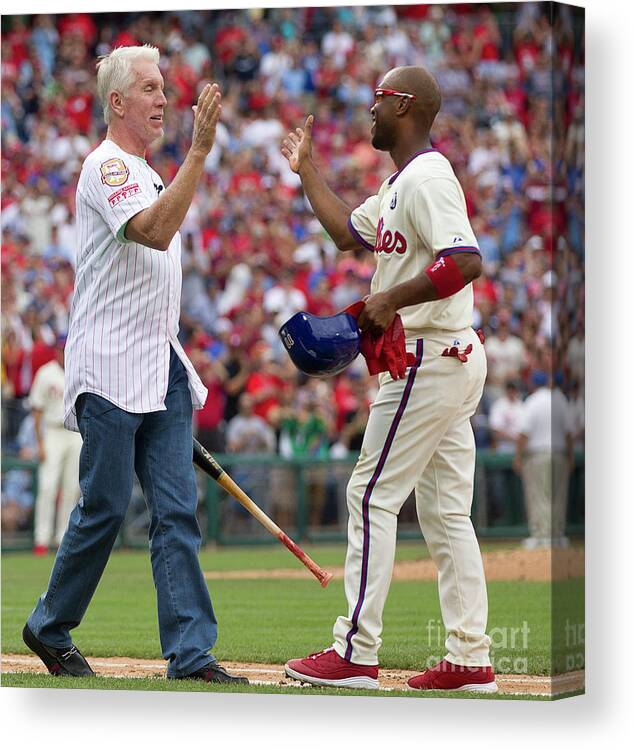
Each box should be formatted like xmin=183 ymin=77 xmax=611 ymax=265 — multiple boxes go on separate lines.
xmin=298 ymin=160 xmax=357 ymax=251
xmin=125 ymin=148 xmax=207 ymax=251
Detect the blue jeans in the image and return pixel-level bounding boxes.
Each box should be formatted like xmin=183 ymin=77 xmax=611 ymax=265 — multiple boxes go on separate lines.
xmin=27 ymin=347 xmax=217 ymax=677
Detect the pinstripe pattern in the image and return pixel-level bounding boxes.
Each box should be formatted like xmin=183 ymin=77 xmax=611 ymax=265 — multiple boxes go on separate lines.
xmin=63 ymin=140 xmax=208 ymax=431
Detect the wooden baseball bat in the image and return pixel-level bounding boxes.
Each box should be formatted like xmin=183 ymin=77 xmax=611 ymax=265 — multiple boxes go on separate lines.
xmin=192 ymin=438 xmax=333 ymax=588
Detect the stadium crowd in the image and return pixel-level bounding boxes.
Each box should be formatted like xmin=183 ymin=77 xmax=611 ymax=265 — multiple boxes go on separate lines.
xmin=1 ymin=4 xmax=584 ymax=533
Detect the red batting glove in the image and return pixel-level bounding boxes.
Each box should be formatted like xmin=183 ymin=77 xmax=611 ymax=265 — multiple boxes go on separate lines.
xmin=346 ymin=300 xmax=385 ymax=375
xmin=360 ymin=332 xmax=386 ymax=375
xmin=344 ymin=301 xmax=415 ymax=380
xmin=382 ymin=315 xmax=416 ymax=380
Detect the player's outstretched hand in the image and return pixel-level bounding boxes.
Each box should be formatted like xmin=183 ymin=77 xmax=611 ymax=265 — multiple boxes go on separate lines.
xmin=191 ymin=83 xmax=222 ymax=156
xmin=281 ymin=115 xmax=314 ymax=173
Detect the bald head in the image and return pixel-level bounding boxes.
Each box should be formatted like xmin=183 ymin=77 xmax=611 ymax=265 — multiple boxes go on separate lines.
xmin=380 ymin=66 xmax=442 ymax=132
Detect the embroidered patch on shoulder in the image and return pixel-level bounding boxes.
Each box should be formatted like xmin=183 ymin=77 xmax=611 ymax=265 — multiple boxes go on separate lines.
xmin=108 ymin=183 xmax=140 ymax=207
xmin=100 ymin=158 xmax=130 ymax=187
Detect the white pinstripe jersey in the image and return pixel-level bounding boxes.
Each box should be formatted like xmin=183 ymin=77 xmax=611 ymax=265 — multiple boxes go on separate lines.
xmin=63 ymin=139 xmax=208 ymax=432
xmin=348 ymin=149 xmax=480 ymax=336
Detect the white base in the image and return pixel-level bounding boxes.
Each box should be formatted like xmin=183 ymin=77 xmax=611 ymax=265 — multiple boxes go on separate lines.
xmin=284 ymin=665 xmax=379 ymax=690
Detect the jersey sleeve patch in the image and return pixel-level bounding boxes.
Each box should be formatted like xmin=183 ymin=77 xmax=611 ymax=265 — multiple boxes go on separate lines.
xmin=100 ymin=158 xmax=130 ymax=187
xmin=108 ymin=183 xmax=141 ymax=207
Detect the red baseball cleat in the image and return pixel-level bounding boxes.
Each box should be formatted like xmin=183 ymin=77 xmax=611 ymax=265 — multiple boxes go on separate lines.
xmin=407 ymin=659 xmax=498 ymax=692
xmin=32 ymin=545 xmax=48 ymax=556
xmin=285 ymin=647 xmax=379 ymax=689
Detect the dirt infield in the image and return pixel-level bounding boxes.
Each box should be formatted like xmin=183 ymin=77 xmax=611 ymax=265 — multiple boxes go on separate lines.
xmin=203 ymin=547 xmax=585 ymax=583
xmin=0 ymin=653 xmax=584 ymax=697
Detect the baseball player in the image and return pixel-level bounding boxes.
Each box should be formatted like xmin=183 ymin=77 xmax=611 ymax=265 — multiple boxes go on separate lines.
xmin=23 ymin=45 xmax=247 ymax=685
xmin=282 ymin=66 xmax=497 ymax=692
xmin=30 ymin=333 xmax=82 ymax=555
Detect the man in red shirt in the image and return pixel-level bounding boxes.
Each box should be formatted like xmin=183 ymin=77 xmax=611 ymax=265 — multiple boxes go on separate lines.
xmin=245 ymin=344 xmax=288 ymax=425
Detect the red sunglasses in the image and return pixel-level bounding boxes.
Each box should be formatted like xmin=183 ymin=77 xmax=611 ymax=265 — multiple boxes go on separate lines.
xmin=374 ymin=88 xmax=417 ymax=101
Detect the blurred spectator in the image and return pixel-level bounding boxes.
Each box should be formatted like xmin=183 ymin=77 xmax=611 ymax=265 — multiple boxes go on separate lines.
xmin=493 ymin=105 xmax=529 ymax=162
xmin=29 ymin=334 xmax=81 ymax=555
xmin=1 ymin=412 xmax=38 ymax=538
xmin=20 ymin=179 xmax=54 ymax=253
xmin=329 ymin=365 xmax=373 ymax=457
xmin=538 ymin=269 xmax=557 ymax=341
xmin=279 ymin=390 xmax=331 ymax=527
xmin=513 ymin=371 xmax=575 ymax=549
xmin=181 ymin=232 xmax=216 ymax=333
xmin=484 ymin=309 xmax=527 ymax=400
xmin=419 ymin=6 xmax=451 ymax=67
xmin=468 ymin=130 xmax=502 ymax=188
xmin=259 ymin=36 xmax=291 ymax=96
xmin=191 ymin=347 xmax=228 ymax=453
xmin=226 ymin=392 xmax=276 ymax=528
xmin=244 ymin=344 xmax=288 ymax=425
xmin=226 ymin=393 xmax=276 ymax=454
xmin=43 ymin=225 xmax=74 ymax=267
xmin=321 ymin=19 xmax=354 ymax=70
xmin=222 ymin=331 xmax=253 ymax=424
xmin=263 ymin=268 xmax=308 ymax=326
xmin=489 ymin=379 xmax=524 ymax=453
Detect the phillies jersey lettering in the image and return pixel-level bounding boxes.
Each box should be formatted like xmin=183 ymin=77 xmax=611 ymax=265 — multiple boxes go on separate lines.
xmin=375 ymin=217 xmax=407 ymax=255
xmin=349 ymin=150 xmax=480 ymax=336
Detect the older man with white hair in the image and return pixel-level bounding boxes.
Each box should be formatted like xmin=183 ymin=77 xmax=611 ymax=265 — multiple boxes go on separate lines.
xmin=23 ymin=45 xmax=248 ymax=685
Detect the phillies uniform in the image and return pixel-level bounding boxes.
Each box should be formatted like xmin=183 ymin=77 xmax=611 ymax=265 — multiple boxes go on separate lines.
xmin=335 ymin=149 xmax=491 ymax=667
xmin=63 ymin=139 xmax=207 ymax=431
xmin=30 ymin=358 xmax=82 ymax=547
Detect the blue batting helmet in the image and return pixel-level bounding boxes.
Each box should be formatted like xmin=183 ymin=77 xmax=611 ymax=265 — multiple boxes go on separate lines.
xmin=279 ymin=310 xmax=361 ymax=377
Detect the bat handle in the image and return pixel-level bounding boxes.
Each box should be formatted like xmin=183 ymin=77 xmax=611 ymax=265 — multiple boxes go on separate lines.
xmin=193 ymin=437 xmax=223 ymax=480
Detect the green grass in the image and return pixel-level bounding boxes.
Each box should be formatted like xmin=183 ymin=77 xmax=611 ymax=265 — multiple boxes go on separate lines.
xmin=1 ymin=546 xmax=584 ymax=678
xmin=0 ymin=673 xmax=571 ymax=700
xmin=155 ymin=540 xmax=517 ymax=571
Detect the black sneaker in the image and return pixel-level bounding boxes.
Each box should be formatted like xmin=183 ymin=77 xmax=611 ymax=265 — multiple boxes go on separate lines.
xmin=171 ymin=662 xmax=249 ymax=684
xmin=22 ymin=623 xmax=95 ymax=677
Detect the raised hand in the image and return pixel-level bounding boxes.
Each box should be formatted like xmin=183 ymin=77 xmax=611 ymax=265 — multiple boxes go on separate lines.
xmin=191 ymin=83 xmax=222 ymax=156
xmin=281 ymin=115 xmax=314 ymax=174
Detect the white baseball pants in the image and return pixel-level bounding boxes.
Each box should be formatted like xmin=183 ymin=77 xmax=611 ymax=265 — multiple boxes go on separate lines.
xmin=34 ymin=426 xmax=82 ymax=547
xmin=332 ymin=327 xmax=491 ymax=667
